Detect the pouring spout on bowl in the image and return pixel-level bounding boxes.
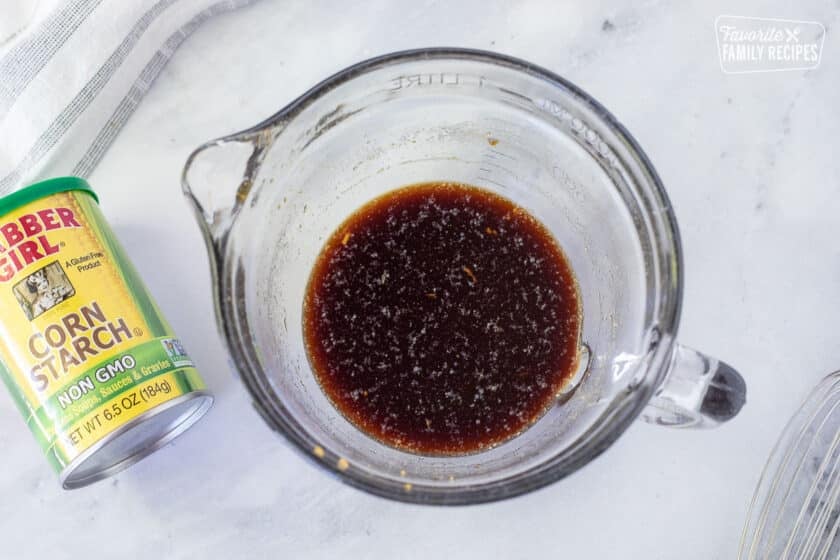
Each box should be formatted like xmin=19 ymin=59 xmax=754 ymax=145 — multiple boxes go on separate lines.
xmin=181 ymin=127 xmax=275 ymax=248
xmin=180 ymin=125 xmax=281 ymax=406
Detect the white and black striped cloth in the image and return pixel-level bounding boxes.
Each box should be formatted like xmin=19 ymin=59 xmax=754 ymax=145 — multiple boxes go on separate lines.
xmin=0 ymin=0 xmax=258 ymax=195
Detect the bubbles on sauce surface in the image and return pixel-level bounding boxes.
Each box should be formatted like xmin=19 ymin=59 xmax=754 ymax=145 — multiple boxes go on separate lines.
xmin=303 ymin=182 xmax=582 ymax=455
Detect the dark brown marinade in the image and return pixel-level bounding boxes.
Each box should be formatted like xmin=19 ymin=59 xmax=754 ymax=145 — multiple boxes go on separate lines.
xmin=303 ymin=182 xmax=582 ymax=454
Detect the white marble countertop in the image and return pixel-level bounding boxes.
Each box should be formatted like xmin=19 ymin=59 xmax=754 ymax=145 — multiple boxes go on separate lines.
xmin=2 ymin=1 xmax=839 ymax=558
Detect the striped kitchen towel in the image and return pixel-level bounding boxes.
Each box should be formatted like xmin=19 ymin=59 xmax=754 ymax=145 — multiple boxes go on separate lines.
xmin=0 ymin=0 xmax=259 ymax=195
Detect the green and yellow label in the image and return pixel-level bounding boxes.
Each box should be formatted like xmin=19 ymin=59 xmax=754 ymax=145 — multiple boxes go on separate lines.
xmin=0 ymin=191 xmax=206 ymax=473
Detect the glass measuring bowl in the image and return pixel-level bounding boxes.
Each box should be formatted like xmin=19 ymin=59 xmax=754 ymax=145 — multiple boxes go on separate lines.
xmin=182 ymin=49 xmax=746 ymax=504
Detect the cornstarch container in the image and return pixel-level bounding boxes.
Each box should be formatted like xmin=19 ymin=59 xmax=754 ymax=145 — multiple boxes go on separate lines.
xmin=0 ymin=177 xmax=212 ymax=489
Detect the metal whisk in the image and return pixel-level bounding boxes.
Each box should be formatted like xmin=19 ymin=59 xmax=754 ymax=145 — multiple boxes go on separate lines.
xmin=740 ymin=372 xmax=840 ymax=559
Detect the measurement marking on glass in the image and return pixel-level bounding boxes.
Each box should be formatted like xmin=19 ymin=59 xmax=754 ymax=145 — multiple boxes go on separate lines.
xmin=482 ymin=160 xmax=517 ymax=174
xmin=488 ymin=148 xmax=516 ymax=161
xmin=476 ymin=176 xmax=509 ymax=190
xmin=498 ymin=87 xmax=533 ymax=104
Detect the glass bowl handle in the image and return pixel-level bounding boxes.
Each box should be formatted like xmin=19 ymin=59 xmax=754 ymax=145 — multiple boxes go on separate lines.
xmin=641 ymin=344 xmax=746 ymax=428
